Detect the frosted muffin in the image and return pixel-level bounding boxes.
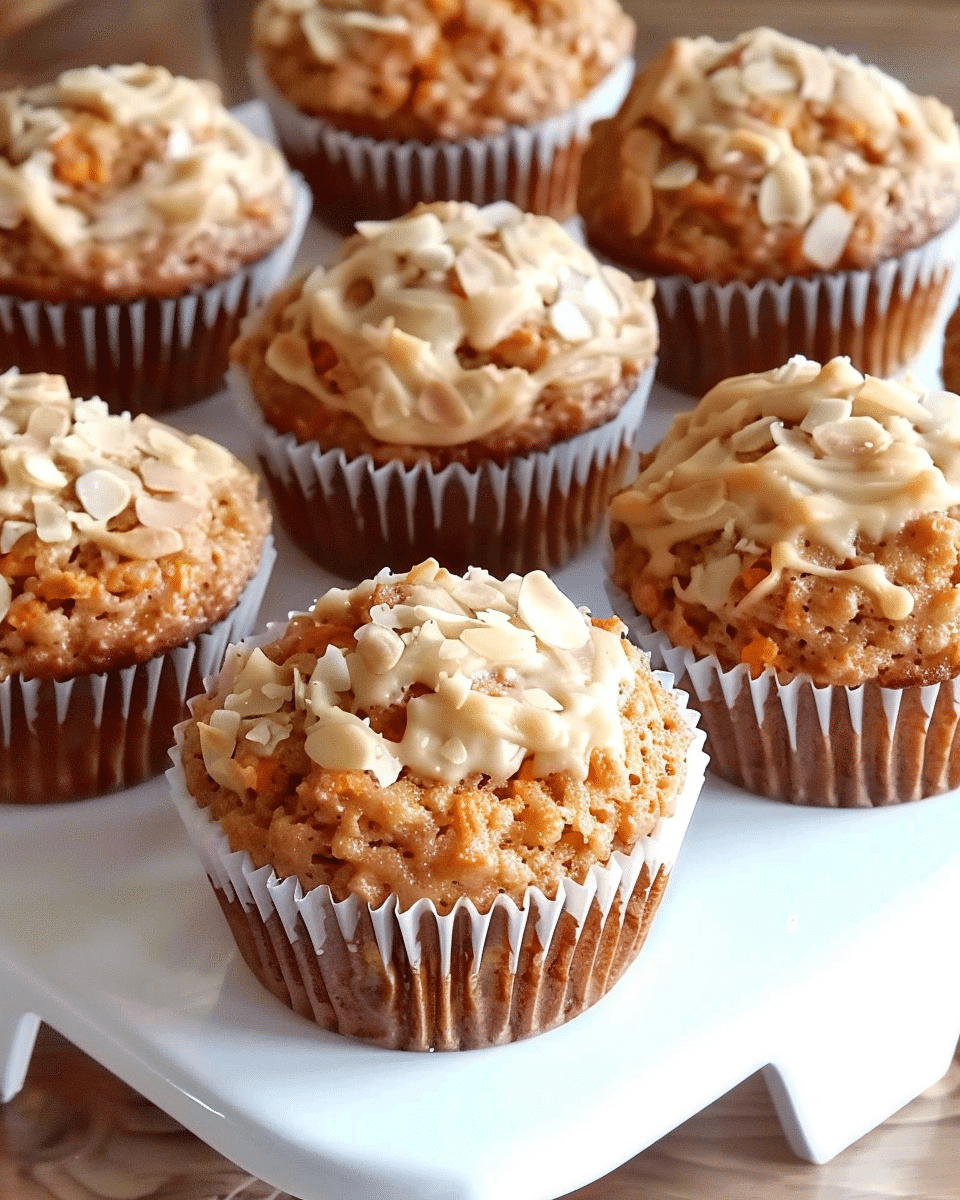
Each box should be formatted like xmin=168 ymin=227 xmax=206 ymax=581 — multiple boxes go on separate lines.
xmin=0 ymin=64 xmax=309 ymax=413
xmin=169 ymin=559 xmax=707 ymax=1050
xmin=609 ymin=355 xmax=960 ymax=805
xmin=0 ymin=370 xmax=273 ymax=804
xmin=250 ymin=0 xmax=635 ymax=225
xmin=231 ymin=200 xmax=658 ymax=577
xmin=579 ymin=28 xmax=960 ymax=394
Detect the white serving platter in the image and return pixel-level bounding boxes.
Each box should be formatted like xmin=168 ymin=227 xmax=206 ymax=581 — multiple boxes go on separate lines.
xmin=3 ymin=192 xmax=960 ymax=1200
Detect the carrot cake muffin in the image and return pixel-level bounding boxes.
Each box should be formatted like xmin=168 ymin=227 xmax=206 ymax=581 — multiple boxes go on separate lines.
xmin=609 ymin=354 xmax=960 ymax=805
xmin=0 ymin=64 xmax=307 ymax=413
xmin=231 ymin=199 xmax=658 ymax=577
xmin=170 ymin=558 xmax=707 ymax=1049
xmin=0 ymin=368 xmax=273 ymax=804
xmin=579 ymin=28 xmax=960 ymax=393
xmin=250 ymin=0 xmax=635 ymax=223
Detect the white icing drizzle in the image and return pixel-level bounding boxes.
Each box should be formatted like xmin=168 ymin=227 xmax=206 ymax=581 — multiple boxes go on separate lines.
xmin=0 ymin=370 xmax=251 ymax=611
xmin=0 ymin=64 xmax=291 ymax=249
xmin=609 ymin=356 xmax=960 ymax=621
xmin=198 ymin=560 xmax=635 ymax=792
xmin=263 ymin=201 xmax=657 ymax=445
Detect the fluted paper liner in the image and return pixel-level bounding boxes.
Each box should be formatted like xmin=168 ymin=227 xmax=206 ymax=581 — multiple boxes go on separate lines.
xmin=0 ymin=537 xmax=276 ymax=806
xmin=235 ymin=362 xmax=654 ymax=578
xmin=0 ymin=179 xmax=311 ymax=415
xmin=250 ymin=55 xmax=634 ymax=225
xmin=606 ymin=581 xmax=960 ymax=807
xmin=635 ymin=217 xmax=960 ymax=395
xmin=167 ymin=669 xmax=707 ymax=1050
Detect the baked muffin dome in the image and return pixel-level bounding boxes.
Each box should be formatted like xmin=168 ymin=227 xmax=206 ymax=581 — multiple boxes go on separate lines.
xmin=181 ymin=558 xmax=690 ymax=913
xmin=0 ymin=369 xmax=270 ymax=681
xmin=610 ymin=355 xmax=960 ymax=689
xmin=233 ymin=199 xmax=657 ymax=469
xmin=580 ymin=27 xmax=960 ymax=284
xmin=0 ymin=64 xmax=294 ymax=303
xmin=252 ymin=0 xmax=634 ymax=142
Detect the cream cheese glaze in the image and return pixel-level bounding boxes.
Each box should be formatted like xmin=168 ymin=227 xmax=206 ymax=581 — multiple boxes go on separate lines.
xmin=197 ymin=559 xmax=636 ymax=793
xmin=0 ymin=370 xmax=252 ymax=619
xmin=261 ymin=201 xmax=656 ymax=446
xmin=609 ymin=356 xmax=960 ymax=621
xmin=0 ymin=64 xmax=291 ymax=250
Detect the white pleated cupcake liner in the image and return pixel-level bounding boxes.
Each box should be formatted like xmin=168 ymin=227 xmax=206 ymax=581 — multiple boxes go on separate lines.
xmin=606 ymin=579 xmax=960 ymax=807
xmin=250 ymin=55 xmax=634 ymax=221
xmin=611 ymin=216 xmax=960 ymax=396
xmin=234 ymin=361 xmax=654 ymax=579
xmin=0 ymin=537 xmax=276 ymax=806
xmin=167 ymin=663 xmax=707 ymax=1050
xmin=0 ymin=177 xmax=311 ymax=415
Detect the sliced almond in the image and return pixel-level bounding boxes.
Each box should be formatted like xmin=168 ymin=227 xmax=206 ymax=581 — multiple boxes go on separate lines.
xmin=26 ymin=405 xmax=70 ymax=444
xmin=811 ymin=416 xmax=892 ymax=459
xmin=729 ymin=416 xmax=779 ymax=453
xmin=548 ymin=298 xmax=593 ymax=343
xmin=459 ymin=623 xmax=537 ymax=663
xmin=517 ymin=571 xmax=589 ymax=650
xmin=757 ymin=155 xmax=813 ymax=227
xmin=522 ymin=687 xmax=563 ymax=712
xmin=799 ymin=398 xmax=854 ymax=431
xmin=802 ymin=202 xmax=854 ymax=270
xmin=76 ymin=469 xmax=132 ymax=521
xmin=652 ymin=158 xmax=698 ymax=190
xmin=742 ymin=58 xmax=797 ymax=96
xmin=33 ymin=498 xmax=71 ymax=543
xmin=354 ymin=623 xmax=404 ymax=674
xmin=417 ymin=380 xmax=471 ymax=425
xmin=90 ymin=526 xmax=183 ymax=558
xmin=0 ymin=520 xmax=35 ymax=554
xmin=440 ymin=737 xmax=468 ymax=765
xmin=23 ymin=452 xmax=68 ymax=490
xmin=661 ymin=478 xmax=728 ymax=522
xmin=135 ymin=493 xmax=202 ymax=530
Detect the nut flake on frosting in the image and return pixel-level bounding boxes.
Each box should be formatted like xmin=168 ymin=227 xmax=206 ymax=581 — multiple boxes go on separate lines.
xmin=0 ymin=64 xmax=291 ymax=253
xmin=610 ymin=356 xmax=960 ymax=624
xmin=0 ymin=369 xmax=247 ymax=620
xmin=261 ymin=201 xmax=656 ymax=446
xmin=198 ymin=559 xmax=635 ymax=793
xmin=582 ymin=27 xmax=960 ymax=279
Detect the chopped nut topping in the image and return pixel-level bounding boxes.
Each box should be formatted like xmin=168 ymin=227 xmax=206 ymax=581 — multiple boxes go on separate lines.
xmin=0 ymin=369 xmax=254 ymax=560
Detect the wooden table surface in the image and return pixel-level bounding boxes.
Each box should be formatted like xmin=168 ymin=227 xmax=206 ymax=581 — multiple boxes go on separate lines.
xmin=2 ymin=2 xmax=960 ymax=1198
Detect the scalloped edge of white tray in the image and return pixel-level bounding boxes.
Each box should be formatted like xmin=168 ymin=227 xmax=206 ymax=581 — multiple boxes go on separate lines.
xmin=3 ymin=142 xmax=960 ymax=1200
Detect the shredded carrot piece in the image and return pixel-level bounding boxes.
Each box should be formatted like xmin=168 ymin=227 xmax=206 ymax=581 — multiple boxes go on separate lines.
xmin=740 ymin=633 xmax=779 ymax=676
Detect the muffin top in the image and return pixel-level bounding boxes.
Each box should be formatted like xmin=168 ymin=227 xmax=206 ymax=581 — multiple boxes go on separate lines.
xmin=610 ymin=356 xmax=960 ymax=687
xmin=0 ymin=370 xmax=270 ymax=681
xmin=181 ymin=557 xmax=690 ymax=912
xmin=232 ymin=200 xmax=657 ymax=467
xmin=579 ymin=27 xmax=960 ymax=283
xmin=252 ymin=0 xmax=634 ymax=141
xmin=0 ymin=64 xmax=293 ymax=302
